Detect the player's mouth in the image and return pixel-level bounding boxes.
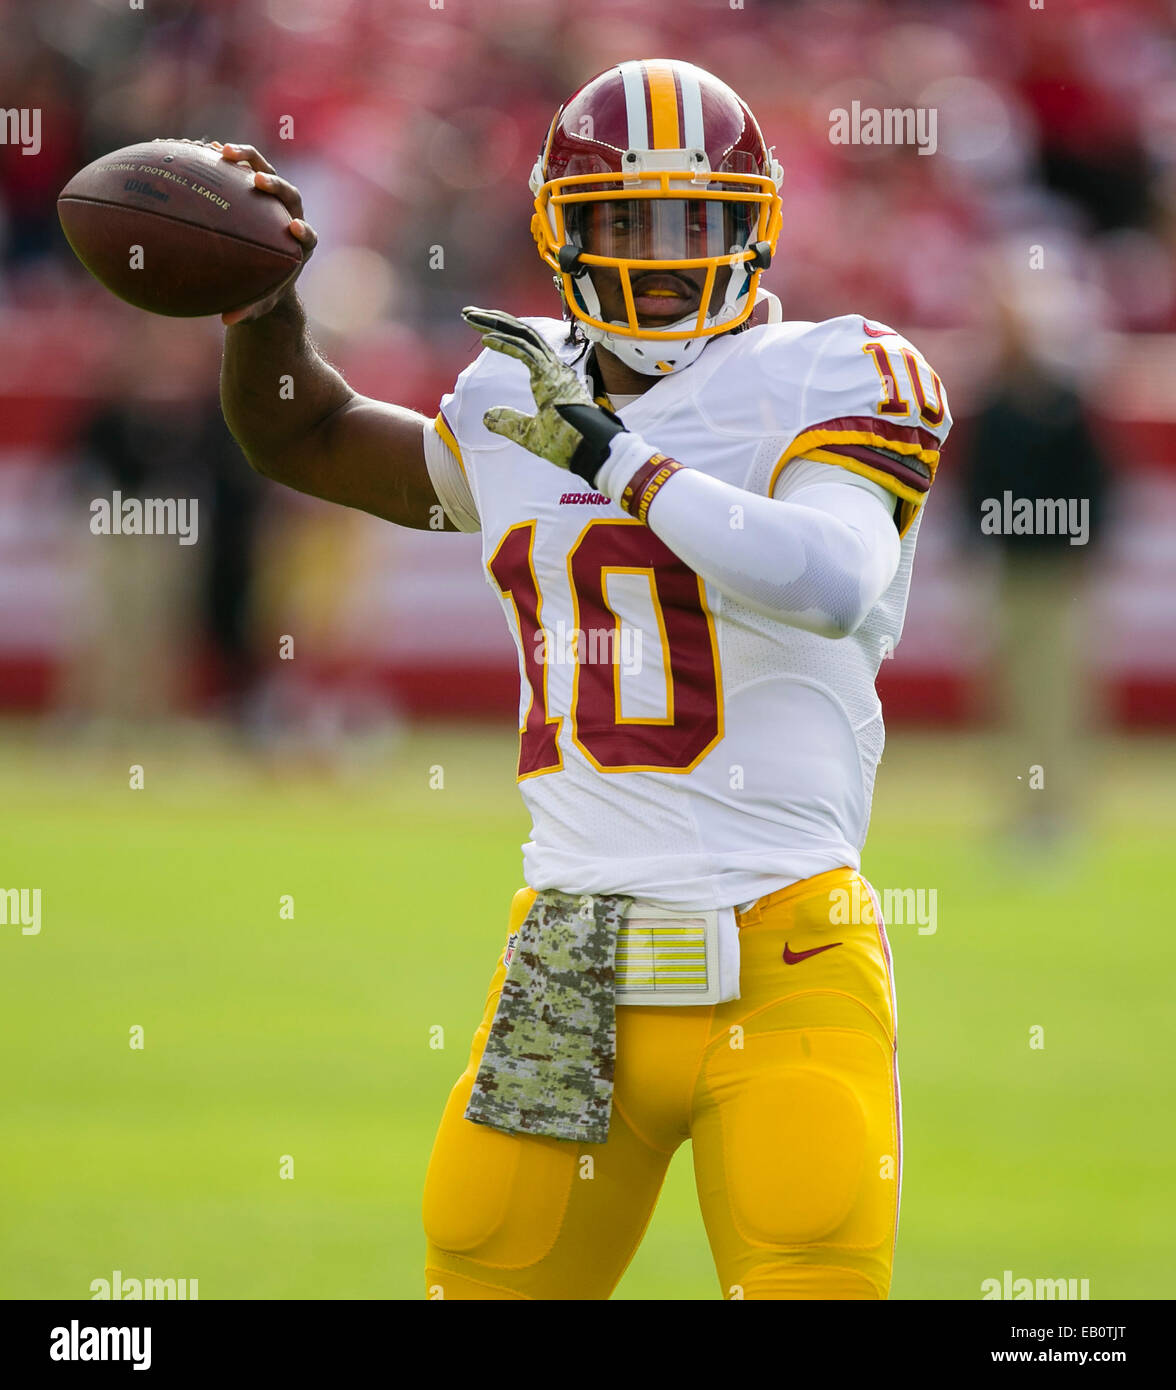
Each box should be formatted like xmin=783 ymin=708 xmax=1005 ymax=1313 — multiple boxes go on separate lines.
xmin=631 ymin=272 xmax=700 ymax=321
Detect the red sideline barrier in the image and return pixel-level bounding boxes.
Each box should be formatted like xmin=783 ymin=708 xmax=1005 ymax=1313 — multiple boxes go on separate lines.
xmin=2 ymin=315 xmax=1175 ymax=725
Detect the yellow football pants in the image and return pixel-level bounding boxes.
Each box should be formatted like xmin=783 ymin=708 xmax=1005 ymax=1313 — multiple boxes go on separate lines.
xmin=423 ymin=866 xmax=900 ymax=1299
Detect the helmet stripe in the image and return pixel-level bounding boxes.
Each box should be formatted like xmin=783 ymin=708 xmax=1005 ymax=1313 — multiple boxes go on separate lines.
xmin=678 ymin=65 xmax=705 ymax=149
xmin=618 ymin=60 xmax=649 ymax=150
xmin=644 ymin=60 xmax=681 ymax=149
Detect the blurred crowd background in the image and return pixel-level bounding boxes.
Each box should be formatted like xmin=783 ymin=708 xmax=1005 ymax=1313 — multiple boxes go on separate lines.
xmin=1 ymin=0 xmax=1175 ymax=836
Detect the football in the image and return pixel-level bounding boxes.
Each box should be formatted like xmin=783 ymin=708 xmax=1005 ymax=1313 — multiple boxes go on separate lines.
xmin=57 ymin=139 xmax=302 ymax=317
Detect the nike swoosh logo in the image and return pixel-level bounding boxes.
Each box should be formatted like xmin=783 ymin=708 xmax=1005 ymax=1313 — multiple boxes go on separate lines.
xmin=861 ymin=320 xmax=897 ymax=338
xmin=782 ymin=941 xmax=843 ymax=964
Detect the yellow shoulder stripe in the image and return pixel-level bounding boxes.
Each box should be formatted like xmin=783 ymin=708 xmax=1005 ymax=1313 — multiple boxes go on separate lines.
xmin=433 ymin=411 xmax=468 ymax=479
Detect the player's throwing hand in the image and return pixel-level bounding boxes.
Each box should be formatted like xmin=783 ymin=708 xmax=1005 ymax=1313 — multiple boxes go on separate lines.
xmin=217 ymin=142 xmax=319 ymax=325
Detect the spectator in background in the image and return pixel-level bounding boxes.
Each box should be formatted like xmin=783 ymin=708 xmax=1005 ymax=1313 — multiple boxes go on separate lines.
xmin=1017 ymin=19 xmax=1153 ymax=235
xmin=0 ymin=44 xmax=82 ymax=276
xmin=61 ymin=319 xmax=264 ymax=730
xmin=963 ymin=276 xmax=1113 ymax=850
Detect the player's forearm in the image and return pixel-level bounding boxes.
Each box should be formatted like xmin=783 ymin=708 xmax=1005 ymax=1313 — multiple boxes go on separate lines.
xmin=220 ymin=291 xmax=354 ymax=479
xmin=595 ymin=437 xmax=898 ymax=638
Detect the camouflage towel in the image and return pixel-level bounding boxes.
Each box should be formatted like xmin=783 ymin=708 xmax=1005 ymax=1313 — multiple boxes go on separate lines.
xmin=464 ymin=890 xmax=631 ymax=1144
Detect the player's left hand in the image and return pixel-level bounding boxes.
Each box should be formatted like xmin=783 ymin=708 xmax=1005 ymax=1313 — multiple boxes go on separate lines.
xmin=461 ymin=307 xmax=627 ymax=480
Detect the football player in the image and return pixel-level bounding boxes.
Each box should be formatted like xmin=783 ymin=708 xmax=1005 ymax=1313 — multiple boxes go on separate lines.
xmin=218 ymin=58 xmax=951 ymax=1300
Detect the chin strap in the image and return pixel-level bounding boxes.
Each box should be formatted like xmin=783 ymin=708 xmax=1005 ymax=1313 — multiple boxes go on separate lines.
xmin=755 ymin=286 xmax=783 ymax=324
xmin=585 ymin=346 xmax=613 ymax=406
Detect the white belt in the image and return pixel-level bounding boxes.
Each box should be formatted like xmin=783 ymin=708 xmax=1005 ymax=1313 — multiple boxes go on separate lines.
xmin=614 ymin=901 xmax=741 ymax=1006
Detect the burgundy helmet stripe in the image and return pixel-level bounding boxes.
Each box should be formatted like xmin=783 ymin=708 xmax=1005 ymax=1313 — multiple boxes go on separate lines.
xmin=640 ymin=64 xmax=655 ymax=149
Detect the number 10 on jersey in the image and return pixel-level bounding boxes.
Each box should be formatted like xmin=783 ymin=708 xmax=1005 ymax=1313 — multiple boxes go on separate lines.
xmin=488 ymin=518 xmax=724 ymax=778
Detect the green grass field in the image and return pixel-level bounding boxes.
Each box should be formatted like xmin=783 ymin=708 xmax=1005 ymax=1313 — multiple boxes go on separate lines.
xmin=1 ymin=722 xmax=1172 ymax=1300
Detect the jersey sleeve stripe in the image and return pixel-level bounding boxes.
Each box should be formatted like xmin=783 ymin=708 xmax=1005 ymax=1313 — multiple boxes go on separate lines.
xmin=434 ymin=410 xmax=468 ymax=479
xmin=809 ymin=442 xmax=933 ymax=495
xmin=801 ymin=415 xmax=942 ymax=456
xmin=768 ymin=421 xmax=941 ymax=499
xmin=794 ymin=447 xmax=925 ymax=506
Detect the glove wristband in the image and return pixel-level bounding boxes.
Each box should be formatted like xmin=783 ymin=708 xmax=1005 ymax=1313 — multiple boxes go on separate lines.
xmin=554 ymin=403 xmax=627 ymax=486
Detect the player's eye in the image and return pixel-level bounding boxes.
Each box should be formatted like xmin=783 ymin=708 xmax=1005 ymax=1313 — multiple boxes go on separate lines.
xmin=730 ymin=207 xmax=754 ymax=240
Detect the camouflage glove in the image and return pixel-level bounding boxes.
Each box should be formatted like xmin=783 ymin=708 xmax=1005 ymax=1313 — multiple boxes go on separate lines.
xmin=461 ymin=306 xmax=627 ymax=486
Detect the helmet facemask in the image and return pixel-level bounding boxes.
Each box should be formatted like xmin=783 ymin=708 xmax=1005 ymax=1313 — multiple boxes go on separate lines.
xmin=531 ymin=147 xmax=783 ymax=375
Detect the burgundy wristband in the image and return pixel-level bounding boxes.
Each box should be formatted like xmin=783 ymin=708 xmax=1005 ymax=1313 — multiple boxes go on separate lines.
xmin=618 ymin=453 xmax=685 ymax=523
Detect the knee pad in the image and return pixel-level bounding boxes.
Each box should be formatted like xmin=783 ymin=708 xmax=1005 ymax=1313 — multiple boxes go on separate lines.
xmin=707 ymin=1027 xmax=896 ymax=1250
xmin=423 ymin=1088 xmax=578 ymax=1268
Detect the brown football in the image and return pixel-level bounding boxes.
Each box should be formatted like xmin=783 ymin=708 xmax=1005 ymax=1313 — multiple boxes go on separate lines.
xmin=57 ymin=139 xmax=302 ymax=317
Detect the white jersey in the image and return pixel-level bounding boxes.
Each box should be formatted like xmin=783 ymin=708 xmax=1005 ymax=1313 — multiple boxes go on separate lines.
xmin=428 ymin=313 xmax=951 ymax=910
